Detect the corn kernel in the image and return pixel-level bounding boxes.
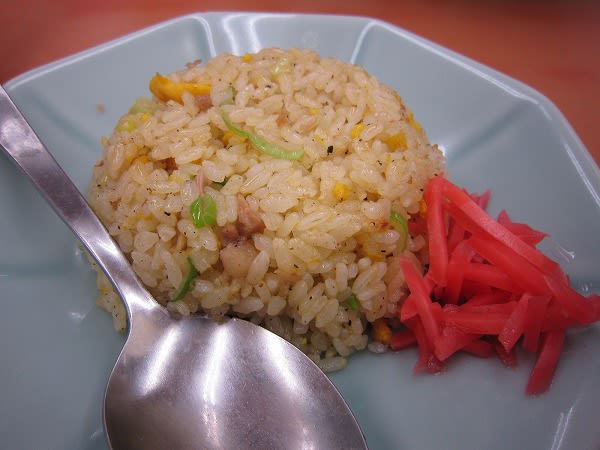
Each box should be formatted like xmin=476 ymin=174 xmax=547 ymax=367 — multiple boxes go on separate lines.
xmin=222 ymin=130 xmax=235 ymax=145
xmin=242 ymin=53 xmax=253 ymax=62
xmin=309 ymin=107 xmax=320 ymax=115
xmin=372 ymin=318 xmax=392 ymax=345
xmin=332 ymin=182 xmax=350 ymax=202
xmin=384 ymin=132 xmax=408 ymax=150
xmin=140 ymin=113 xmax=151 ymax=123
xmin=351 ymin=122 xmax=364 ymax=139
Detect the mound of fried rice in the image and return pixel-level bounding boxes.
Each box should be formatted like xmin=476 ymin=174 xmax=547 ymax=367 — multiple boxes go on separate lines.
xmin=87 ymin=48 xmax=445 ymax=371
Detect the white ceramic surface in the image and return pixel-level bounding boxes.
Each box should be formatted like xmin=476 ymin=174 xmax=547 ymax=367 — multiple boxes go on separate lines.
xmin=1 ymin=12 xmax=599 ymax=450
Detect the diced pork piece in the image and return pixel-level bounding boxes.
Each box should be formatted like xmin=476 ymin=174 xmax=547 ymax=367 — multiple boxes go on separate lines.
xmin=221 ymin=223 xmax=240 ymax=247
xmin=236 ymin=194 xmax=265 ymax=237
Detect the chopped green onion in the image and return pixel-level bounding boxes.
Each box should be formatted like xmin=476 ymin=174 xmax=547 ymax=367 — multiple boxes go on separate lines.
xmin=345 ymin=294 xmax=360 ymax=311
xmin=216 ymin=85 xmax=235 ymax=106
xmin=171 ymin=257 xmax=198 ymax=301
xmin=191 ymin=193 xmax=217 ymax=228
xmin=128 ymin=97 xmax=157 ymax=115
xmin=390 ymin=210 xmax=409 ymax=251
xmin=221 ymin=110 xmax=304 ymax=161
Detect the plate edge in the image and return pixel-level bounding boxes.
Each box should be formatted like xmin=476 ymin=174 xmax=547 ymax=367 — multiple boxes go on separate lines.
xmin=4 ymin=11 xmax=597 ymax=199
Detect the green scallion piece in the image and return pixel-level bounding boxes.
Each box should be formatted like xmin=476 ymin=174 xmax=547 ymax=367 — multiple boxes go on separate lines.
xmin=128 ymin=97 xmax=157 ymax=115
xmin=345 ymin=294 xmax=359 ymax=311
xmin=171 ymin=257 xmax=198 ymax=301
xmin=221 ymin=110 xmax=304 ymax=161
xmin=390 ymin=210 xmax=409 ymax=251
xmin=191 ymin=193 xmax=217 ymax=228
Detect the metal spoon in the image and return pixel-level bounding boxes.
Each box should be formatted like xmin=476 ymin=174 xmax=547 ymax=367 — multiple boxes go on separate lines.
xmin=0 ymin=85 xmax=368 ymax=450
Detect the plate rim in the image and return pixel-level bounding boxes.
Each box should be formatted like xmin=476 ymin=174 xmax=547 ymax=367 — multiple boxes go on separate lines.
xmin=2 ymin=11 xmax=600 ymax=450
xmin=5 ymin=11 xmax=599 ymax=198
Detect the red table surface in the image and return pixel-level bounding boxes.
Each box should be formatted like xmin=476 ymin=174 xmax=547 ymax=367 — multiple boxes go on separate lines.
xmin=2 ymin=0 xmax=599 ymax=167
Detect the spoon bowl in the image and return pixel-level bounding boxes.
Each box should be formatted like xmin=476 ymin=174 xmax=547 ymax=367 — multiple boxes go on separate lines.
xmin=0 ymin=85 xmax=368 ymax=449
xmin=105 ymin=291 xmax=365 ymax=449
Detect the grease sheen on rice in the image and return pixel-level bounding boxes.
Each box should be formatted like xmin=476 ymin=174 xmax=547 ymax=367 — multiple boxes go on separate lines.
xmin=88 ymin=48 xmax=445 ymax=371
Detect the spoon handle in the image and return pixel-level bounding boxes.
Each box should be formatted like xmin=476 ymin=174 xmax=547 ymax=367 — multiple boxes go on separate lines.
xmin=0 ymin=85 xmax=156 ymax=318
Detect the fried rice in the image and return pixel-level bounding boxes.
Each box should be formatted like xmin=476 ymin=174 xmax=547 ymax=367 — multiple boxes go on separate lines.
xmin=87 ymin=47 xmax=445 ymax=371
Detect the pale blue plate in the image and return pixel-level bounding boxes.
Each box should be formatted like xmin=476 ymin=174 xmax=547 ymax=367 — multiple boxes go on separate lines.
xmin=1 ymin=12 xmax=599 ymax=450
